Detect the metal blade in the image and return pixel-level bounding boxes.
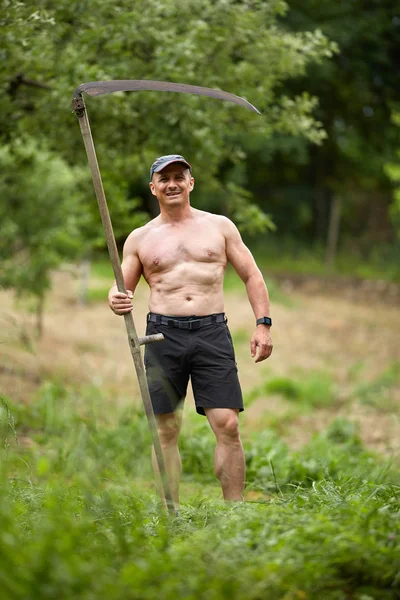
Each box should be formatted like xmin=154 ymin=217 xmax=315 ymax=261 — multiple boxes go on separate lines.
xmin=73 ymin=79 xmax=261 ymax=115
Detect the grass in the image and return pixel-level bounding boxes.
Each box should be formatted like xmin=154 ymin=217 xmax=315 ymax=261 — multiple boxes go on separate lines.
xmin=245 ymin=369 xmax=336 ymax=410
xmin=1 ymin=382 xmax=400 ymax=599
xmin=1 ymin=253 xmax=400 ymax=598
xmin=354 ymin=362 xmax=400 ymax=411
xmin=244 ymin=362 xmax=400 ymax=416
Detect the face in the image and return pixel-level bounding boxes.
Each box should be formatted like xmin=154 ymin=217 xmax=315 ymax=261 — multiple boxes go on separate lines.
xmin=149 ymin=163 xmax=194 ymax=208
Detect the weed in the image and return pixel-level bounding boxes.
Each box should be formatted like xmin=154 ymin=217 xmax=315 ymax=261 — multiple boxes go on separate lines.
xmin=0 ymin=396 xmax=18 ymax=450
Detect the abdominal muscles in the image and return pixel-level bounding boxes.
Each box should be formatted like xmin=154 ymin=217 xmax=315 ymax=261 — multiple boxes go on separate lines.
xmin=147 ymin=261 xmax=226 ymax=316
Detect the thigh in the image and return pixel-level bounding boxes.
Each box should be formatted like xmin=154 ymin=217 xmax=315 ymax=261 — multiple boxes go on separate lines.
xmin=190 ymin=324 xmax=243 ymax=416
xmin=144 ymin=324 xmax=189 ymax=415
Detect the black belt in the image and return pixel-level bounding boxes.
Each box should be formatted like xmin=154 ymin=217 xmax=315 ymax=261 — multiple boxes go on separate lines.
xmin=147 ymin=312 xmax=226 ymax=330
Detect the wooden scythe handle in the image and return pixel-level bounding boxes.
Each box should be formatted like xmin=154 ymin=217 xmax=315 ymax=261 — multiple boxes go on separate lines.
xmin=73 ymin=95 xmax=176 ymax=515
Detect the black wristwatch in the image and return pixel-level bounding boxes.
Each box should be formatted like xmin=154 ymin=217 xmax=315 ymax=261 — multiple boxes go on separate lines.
xmin=256 ymin=316 xmax=272 ymax=327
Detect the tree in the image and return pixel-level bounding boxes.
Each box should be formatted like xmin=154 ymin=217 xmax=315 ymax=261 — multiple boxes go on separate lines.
xmin=385 ymin=113 xmax=400 ymax=242
xmin=0 ymin=140 xmax=87 ymax=334
xmin=267 ymin=0 xmax=400 ymax=263
xmin=0 ymin=0 xmax=336 ymax=323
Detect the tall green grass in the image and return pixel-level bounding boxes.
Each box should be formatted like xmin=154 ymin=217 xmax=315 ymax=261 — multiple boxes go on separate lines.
xmin=1 ymin=384 xmax=400 ymax=599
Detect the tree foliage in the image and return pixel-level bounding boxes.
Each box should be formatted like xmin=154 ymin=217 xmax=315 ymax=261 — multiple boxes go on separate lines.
xmin=1 ymin=0 xmax=336 ymax=306
xmin=385 ymin=113 xmax=400 ymax=238
xmin=0 ymin=140 xmax=85 ymax=292
xmin=255 ymin=0 xmax=400 ymax=252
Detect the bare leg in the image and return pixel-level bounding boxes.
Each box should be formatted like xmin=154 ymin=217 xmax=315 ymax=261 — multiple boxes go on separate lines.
xmin=205 ymin=408 xmax=245 ymax=501
xmin=151 ymin=411 xmax=183 ymax=509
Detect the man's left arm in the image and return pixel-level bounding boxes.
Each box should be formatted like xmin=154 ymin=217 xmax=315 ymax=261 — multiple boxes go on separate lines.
xmin=222 ymin=217 xmax=273 ymax=363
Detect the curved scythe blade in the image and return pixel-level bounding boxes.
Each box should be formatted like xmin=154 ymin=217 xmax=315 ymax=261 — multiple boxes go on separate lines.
xmin=73 ymin=79 xmax=261 ymax=115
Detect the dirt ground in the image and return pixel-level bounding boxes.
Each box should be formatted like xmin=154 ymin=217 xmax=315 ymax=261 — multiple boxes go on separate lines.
xmin=1 ymin=270 xmax=399 ymax=456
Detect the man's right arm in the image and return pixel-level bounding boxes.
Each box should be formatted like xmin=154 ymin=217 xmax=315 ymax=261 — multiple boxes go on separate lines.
xmin=108 ymin=231 xmax=143 ymax=316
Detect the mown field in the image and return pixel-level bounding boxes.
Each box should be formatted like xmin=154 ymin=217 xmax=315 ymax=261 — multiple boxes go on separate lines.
xmin=1 ymin=263 xmax=399 ymax=599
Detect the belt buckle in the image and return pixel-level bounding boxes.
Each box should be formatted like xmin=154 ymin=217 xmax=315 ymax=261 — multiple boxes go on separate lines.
xmin=188 ymin=319 xmax=201 ymax=330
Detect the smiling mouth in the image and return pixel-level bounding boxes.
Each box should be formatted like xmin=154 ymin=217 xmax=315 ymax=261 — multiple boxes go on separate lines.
xmin=166 ymin=192 xmax=181 ymax=196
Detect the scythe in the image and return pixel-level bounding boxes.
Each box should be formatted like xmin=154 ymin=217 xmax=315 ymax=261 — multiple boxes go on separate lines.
xmin=72 ymin=79 xmax=260 ymax=515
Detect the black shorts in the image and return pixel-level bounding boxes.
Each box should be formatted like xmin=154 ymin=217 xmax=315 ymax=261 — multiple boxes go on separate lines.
xmin=144 ymin=313 xmax=243 ymax=416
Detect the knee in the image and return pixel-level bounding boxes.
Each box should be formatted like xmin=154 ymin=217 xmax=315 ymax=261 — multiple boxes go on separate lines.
xmin=157 ymin=415 xmax=180 ymax=446
xmin=215 ymin=413 xmax=240 ymax=442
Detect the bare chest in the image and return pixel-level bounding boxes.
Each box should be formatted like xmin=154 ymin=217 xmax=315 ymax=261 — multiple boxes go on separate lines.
xmin=139 ymin=226 xmax=226 ymax=274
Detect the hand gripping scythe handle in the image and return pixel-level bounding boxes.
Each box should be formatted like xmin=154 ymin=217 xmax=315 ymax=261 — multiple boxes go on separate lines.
xmin=72 ymin=79 xmax=261 ymax=515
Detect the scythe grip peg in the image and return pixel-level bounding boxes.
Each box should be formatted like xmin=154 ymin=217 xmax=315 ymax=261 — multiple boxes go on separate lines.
xmin=138 ymin=333 xmax=165 ymax=346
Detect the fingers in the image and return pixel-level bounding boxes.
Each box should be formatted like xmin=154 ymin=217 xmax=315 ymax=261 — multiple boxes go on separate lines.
xmin=110 ymin=290 xmax=133 ymax=315
xmin=113 ymin=290 xmax=133 ymax=300
xmin=250 ymin=334 xmax=273 ymax=363
xmin=254 ymin=343 xmax=273 ymax=363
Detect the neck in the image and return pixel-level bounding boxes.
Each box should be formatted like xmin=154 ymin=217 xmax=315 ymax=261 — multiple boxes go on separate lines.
xmin=159 ymin=202 xmax=193 ymax=224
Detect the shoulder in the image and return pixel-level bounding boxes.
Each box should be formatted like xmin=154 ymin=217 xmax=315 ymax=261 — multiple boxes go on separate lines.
xmin=123 ymin=219 xmax=159 ymax=254
xmin=194 ymin=210 xmax=238 ymax=236
xmin=212 ymin=214 xmax=240 ymax=240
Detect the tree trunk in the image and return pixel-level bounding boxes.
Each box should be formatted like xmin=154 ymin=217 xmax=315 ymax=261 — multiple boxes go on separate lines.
xmin=325 ymin=194 xmax=342 ymax=267
xmin=36 ymin=293 xmax=44 ymax=339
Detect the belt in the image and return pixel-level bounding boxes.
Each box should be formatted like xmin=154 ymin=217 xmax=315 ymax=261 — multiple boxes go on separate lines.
xmin=147 ymin=312 xmax=226 ymax=330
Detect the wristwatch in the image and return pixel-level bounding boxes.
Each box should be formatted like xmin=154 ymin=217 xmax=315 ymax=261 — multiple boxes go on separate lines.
xmin=256 ymin=316 xmax=272 ymax=327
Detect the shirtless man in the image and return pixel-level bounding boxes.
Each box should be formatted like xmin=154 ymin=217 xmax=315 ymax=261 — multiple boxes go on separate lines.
xmin=108 ymin=154 xmax=272 ymax=507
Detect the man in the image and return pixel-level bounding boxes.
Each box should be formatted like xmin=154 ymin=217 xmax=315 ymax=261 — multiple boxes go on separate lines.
xmin=108 ymin=154 xmax=272 ymax=507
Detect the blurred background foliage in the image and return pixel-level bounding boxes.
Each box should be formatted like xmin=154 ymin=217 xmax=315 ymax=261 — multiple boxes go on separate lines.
xmin=0 ymin=0 xmax=399 ymax=304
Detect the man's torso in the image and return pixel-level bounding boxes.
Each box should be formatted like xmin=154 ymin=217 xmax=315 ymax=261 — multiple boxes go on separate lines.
xmin=136 ymin=210 xmax=228 ymax=316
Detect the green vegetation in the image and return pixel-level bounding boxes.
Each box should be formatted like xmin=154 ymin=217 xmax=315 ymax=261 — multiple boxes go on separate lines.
xmin=0 ymin=0 xmax=336 ymax=313
xmin=245 ymin=370 xmax=335 ymax=410
xmin=1 ymin=382 xmax=399 ymax=599
xmin=86 ymin=285 xmax=112 ymax=305
xmin=252 ymin=238 xmax=400 ymax=283
xmin=354 ymin=362 xmax=400 ymax=412
xmin=244 ymin=360 xmax=400 ymax=416
xmin=2 ymin=1 xmax=399 ymax=317
xmin=90 ymin=259 xmax=115 ymax=281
